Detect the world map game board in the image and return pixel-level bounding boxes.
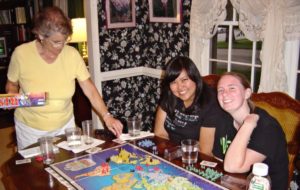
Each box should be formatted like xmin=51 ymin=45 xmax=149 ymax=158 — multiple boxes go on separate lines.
xmin=50 ymin=143 xmax=227 ymax=190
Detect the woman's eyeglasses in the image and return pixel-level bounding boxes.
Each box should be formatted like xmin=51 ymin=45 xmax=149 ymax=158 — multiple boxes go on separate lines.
xmin=45 ymin=37 xmax=70 ymax=48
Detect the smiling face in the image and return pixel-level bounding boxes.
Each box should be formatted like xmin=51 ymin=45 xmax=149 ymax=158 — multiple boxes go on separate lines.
xmin=217 ymin=75 xmax=251 ymax=114
xmin=170 ymin=70 xmax=196 ymax=107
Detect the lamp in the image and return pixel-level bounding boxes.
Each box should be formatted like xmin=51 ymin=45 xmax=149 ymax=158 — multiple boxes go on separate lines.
xmin=70 ymin=18 xmax=88 ymax=61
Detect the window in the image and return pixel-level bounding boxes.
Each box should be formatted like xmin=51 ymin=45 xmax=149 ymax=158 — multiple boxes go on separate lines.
xmin=209 ymin=2 xmax=262 ymax=92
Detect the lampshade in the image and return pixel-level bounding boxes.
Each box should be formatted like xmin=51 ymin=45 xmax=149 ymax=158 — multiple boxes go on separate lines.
xmin=70 ymin=18 xmax=87 ymax=43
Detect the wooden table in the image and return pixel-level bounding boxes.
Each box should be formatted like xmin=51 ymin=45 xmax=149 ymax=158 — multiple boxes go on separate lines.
xmin=2 ymin=130 xmax=247 ymax=190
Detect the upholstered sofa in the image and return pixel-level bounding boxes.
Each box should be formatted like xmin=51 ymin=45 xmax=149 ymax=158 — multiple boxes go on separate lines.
xmin=203 ymin=74 xmax=300 ymax=182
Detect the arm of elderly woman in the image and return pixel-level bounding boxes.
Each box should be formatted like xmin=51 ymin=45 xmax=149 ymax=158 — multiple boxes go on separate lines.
xmin=5 ymin=80 xmax=19 ymax=94
xmin=223 ymin=114 xmax=266 ymax=173
xmin=78 ymin=78 xmax=123 ymax=137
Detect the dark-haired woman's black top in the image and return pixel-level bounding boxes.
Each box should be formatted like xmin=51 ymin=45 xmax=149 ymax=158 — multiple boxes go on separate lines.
xmin=162 ymin=87 xmax=225 ymax=144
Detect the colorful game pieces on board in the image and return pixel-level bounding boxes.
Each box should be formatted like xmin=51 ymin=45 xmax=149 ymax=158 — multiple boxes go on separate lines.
xmin=186 ymin=165 xmax=223 ymax=182
xmin=137 ymin=139 xmax=155 ymax=148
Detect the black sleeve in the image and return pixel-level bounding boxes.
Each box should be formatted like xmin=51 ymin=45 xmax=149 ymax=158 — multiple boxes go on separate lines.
xmin=247 ymin=108 xmax=285 ymax=158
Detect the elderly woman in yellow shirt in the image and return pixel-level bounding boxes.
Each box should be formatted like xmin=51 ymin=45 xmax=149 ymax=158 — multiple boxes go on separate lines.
xmin=5 ymin=6 xmax=123 ymax=149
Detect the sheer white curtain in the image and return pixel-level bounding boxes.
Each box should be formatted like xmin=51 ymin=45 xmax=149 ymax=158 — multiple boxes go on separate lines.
xmin=230 ymin=0 xmax=300 ymax=93
xmin=189 ymin=0 xmax=227 ymax=76
xmin=190 ymin=0 xmax=300 ymax=94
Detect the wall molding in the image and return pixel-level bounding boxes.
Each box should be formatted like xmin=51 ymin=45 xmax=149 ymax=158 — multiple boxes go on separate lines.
xmin=100 ymin=67 xmax=164 ymax=81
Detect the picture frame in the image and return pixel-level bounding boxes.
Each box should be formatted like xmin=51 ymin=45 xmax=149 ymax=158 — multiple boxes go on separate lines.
xmin=148 ymin=0 xmax=182 ymax=23
xmin=0 ymin=37 xmax=7 ymax=58
xmin=105 ymin=0 xmax=136 ymax=29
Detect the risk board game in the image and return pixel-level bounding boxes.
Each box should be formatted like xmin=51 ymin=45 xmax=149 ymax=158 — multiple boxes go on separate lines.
xmin=50 ymin=143 xmax=227 ymax=190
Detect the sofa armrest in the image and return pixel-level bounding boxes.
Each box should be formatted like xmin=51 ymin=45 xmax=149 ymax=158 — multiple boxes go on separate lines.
xmin=288 ymin=141 xmax=299 ymax=155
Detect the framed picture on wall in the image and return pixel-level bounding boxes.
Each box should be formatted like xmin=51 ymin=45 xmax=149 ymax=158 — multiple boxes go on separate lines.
xmin=105 ymin=0 xmax=136 ymax=29
xmin=148 ymin=0 xmax=181 ymax=23
xmin=0 ymin=37 xmax=7 ymax=58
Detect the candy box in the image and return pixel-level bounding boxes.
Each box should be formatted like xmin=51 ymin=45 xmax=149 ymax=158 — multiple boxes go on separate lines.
xmin=0 ymin=92 xmax=47 ymax=108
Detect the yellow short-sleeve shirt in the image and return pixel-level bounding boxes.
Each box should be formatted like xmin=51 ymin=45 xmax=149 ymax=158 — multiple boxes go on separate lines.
xmin=7 ymin=40 xmax=90 ymax=131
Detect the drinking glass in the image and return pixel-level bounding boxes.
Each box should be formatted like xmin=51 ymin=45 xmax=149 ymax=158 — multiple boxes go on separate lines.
xmin=181 ymin=139 xmax=199 ymax=165
xmin=65 ymin=127 xmax=82 ymax=148
xmin=39 ymin=136 xmax=55 ymax=165
xmin=127 ymin=117 xmax=141 ymax=136
xmin=82 ymin=120 xmax=94 ymax=145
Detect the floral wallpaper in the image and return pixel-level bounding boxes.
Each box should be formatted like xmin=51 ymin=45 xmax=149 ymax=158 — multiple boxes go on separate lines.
xmin=98 ymin=0 xmax=191 ymax=131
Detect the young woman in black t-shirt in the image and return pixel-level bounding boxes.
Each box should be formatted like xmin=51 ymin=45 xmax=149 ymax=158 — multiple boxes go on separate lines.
xmin=214 ymin=72 xmax=288 ymax=190
xmin=154 ymin=56 xmax=225 ymax=156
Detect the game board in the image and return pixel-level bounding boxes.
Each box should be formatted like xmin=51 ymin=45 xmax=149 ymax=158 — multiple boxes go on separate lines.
xmin=50 ymin=143 xmax=227 ymax=190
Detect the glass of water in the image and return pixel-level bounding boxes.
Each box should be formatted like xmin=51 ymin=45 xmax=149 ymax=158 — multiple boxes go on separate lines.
xmin=65 ymin=127 xmax=82 ymax=148
xmin=82 ymin=120 xmax=94 ymax=145
xmin=181 ymin=139 xmax=199 ymax=165
xmin=39 ymin=136 xmax=55 ymax=165
xmin=127 ymin=117 xmax=141 ymax=137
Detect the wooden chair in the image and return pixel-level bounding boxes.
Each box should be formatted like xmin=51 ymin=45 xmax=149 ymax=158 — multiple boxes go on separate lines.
xmin=203 ymin=74 xmax=300 ymax=182
xmin=251 ymin=92 xmax=300 ymax=182
xmin=203 ymin=74 xmax=220 ymax=88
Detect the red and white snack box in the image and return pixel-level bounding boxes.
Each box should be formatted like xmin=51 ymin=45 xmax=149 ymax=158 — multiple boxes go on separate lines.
xmin=0 ymin=92 xmax=47 ymax=108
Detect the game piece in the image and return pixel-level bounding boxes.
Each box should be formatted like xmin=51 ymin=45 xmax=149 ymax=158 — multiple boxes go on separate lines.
xmin=35 ymin=155 xmax=43 ymax=162
xmin=0 ymin=92 xmax=46 ymax=108
xmin=152 ymin=146 xmax=158 ymax=155
xmin=164 ymin=149 xmax=169 ymax=159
